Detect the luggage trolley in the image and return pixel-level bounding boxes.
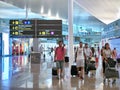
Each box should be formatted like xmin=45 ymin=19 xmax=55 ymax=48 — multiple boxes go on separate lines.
xmin=104 ymin=58 xmax=119 ymax=84
xmin=87 ymin=57 xmax=96 ymax=76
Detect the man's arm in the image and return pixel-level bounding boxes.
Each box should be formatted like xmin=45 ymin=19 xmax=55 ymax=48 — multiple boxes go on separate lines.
xmin=89 ymin=48 xmax=92 ymax=57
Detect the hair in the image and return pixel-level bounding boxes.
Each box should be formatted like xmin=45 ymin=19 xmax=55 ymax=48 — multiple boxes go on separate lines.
xmin=85 ymin=43 xmax=88 ymax=45
xmin=79 ymin=41 xmax=82 ymax=44
xmin=58 ymin=40 xmax=62 ymax=43
xmin=104 ymin=43 xmax=110 ymax=49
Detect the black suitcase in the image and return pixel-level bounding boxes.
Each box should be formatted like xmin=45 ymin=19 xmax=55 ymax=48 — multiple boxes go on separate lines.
xmin=52 ymin=68 xmax=57 ymax=75
xmin=52 ymin=62 xmax=57 ymax=76
xmin=65 ymin=56 xmax=69 ymax=63
xmin=71 ymin=65 xmax=78 ymax=76
xmin=87 ymin=63 xmax=96 ymax=71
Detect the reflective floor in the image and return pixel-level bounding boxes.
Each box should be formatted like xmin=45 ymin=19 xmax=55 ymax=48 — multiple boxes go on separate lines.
xmin=0 ymin=54 xmax=120 ymax=90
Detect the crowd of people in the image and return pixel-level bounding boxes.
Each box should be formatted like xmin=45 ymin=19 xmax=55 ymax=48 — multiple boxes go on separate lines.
xmin=54 ymin=40 xmax=118 ymax=80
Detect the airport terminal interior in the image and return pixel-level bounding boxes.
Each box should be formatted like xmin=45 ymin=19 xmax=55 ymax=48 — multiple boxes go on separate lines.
xmin=0 ymin=0 xmax=120 ymax=90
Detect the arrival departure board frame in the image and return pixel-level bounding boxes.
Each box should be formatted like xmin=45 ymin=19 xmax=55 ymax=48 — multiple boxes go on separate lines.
xmin=9 ymin=20 xmax=62 ymax=38
xmin=10 ymin=20 xmax=36 ymax=38
xmin=37 ymin=20 xmax=62 ymax=38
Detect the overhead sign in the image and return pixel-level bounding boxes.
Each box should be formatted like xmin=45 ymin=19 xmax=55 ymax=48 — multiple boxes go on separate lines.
xmin=9 ymin=20 xmax=62 ymax=38
xmin=37 ymin=20 xmax=62 ymax=38
xmin=10 ymin=20 xmax=35 ymax=38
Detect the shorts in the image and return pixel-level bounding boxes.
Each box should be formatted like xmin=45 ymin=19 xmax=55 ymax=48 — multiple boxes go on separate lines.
xmin=56 ymin=60 xmax=64 ymax=70
xmin=76 ymin=59 xmax=84 ymax=67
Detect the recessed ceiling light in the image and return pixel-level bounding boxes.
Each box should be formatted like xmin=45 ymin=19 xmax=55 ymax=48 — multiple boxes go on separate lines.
xmin=41 ymin=6 xmax=44 ymax=14
xmin=48 ymin=9 xmax=51 ymax=16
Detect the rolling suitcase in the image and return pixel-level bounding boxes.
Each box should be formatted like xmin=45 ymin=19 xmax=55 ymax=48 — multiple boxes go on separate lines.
xmin=52 ymin=68 xmax=57 ymax=75
xmin=71 ymin=63 xmax=78 ymax=76
xmin=87 ymin=63 xmax=96 ymax=71
xmin=86 ymin=61 xmax=96 ymax=74
xmin=52 ymin=62 xmax=57 ymax=76
xmin=65 ymin=56 xmax=69 ymax=63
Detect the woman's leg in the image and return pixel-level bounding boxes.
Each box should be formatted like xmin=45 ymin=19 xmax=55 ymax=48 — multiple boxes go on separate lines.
xmin=77 ymin=67 xmax=80 ymax=77
xmin=80 ymin=59 xmax=84 ymax=79
xmin=80 ymin=67 xmax=84 ymax=79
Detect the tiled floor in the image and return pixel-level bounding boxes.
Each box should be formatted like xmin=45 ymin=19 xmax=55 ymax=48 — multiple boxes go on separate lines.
xmin=0 ymin=55 xmax=120 ymax=90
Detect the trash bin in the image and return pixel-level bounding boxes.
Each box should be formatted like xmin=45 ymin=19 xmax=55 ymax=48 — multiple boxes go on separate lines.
xmin=30 ymin=52 xmax=41 ymax=64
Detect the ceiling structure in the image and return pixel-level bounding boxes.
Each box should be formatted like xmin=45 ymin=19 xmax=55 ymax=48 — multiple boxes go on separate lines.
xmin=1 ymin=0 xmax=120 ymax=24
xmin=0 ymin=0 xmax=120 ymax=33
xmin=75 ymin=0 xmax=120 ymax=24
xmin=0 ymin=1 xmax=42 ymax=19
xmin=73 ymin=3 xmax=105 ymax=32
xmin=1 ymin=0 xmax=119 ymax=44
xmin=1 ymin=0 xmax=68 ymax=20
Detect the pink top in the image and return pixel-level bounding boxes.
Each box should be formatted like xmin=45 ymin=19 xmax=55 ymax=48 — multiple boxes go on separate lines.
xmin=55 ymin=47 xmax=65 ymax=61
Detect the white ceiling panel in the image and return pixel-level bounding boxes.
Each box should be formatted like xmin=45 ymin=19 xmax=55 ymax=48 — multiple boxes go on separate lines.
xmin=75 ymin=0 xmax=120 ymax=24
xmin=3 ymin=0 xmax=68 ymax=20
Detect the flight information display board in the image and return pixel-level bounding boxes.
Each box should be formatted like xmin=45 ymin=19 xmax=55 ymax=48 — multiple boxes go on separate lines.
xmin=37 ymin=20 xmax=62 ymax=38
xmin=10 ymin=20 xmax=35 ymax=38
xmin=9 ymin=20 xmax=62 ymax=38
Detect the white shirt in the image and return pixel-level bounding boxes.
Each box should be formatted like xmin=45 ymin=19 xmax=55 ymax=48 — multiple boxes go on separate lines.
xmin=76 ymin=47 xmax=84 ymax=60
xmin=84 ymin=48 xmax=92 ymax=57
xmin=103 ymin=49 xmax=111 ymax=58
